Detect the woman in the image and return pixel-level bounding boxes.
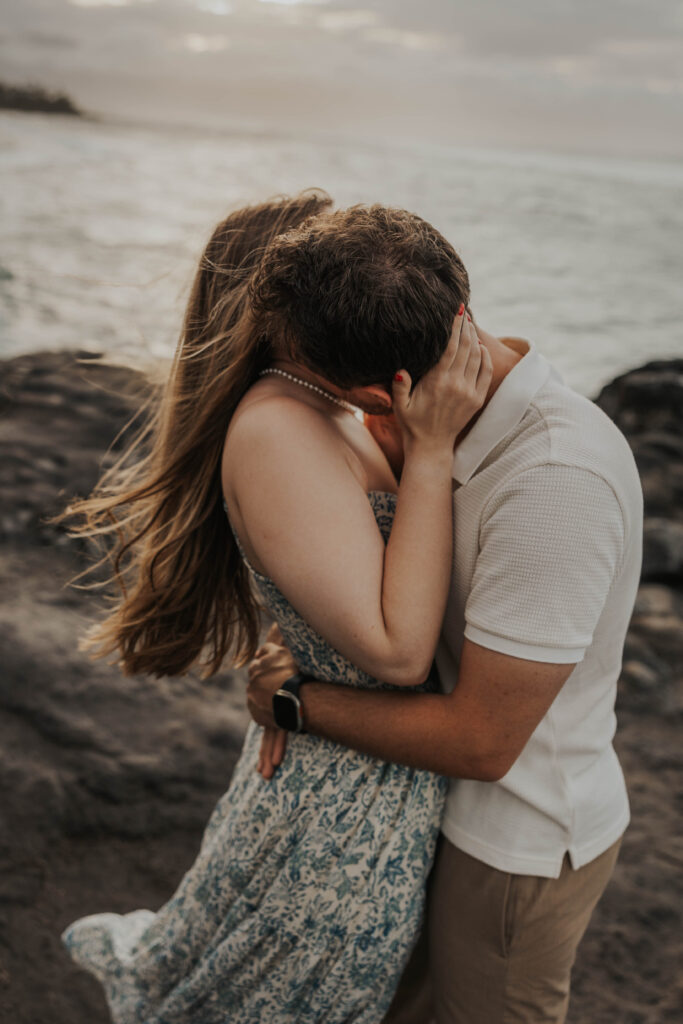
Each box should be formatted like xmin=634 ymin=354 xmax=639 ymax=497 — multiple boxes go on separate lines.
xmin=61 ymin=191 xmax=491 ymax=1022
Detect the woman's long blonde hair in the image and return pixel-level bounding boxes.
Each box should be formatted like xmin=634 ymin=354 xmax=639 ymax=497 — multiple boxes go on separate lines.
xmin=65 ymin=189 xmax=333 ymax=678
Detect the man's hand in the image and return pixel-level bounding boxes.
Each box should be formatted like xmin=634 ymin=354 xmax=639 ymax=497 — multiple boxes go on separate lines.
xmin=247 ymin=623 xmax=298 ymax=779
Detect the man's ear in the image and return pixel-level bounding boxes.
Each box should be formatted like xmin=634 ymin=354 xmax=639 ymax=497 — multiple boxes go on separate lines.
xmin=358 ymin=385 xmax=392 ymax=410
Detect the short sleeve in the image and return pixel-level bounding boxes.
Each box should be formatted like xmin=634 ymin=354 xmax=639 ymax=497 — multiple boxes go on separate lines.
xmin=464 ymin=464 xmax=625 ymax=663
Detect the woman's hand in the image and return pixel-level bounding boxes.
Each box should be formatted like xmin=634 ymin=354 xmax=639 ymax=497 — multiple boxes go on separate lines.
xmin=248 ymin=623 xmax=297 ymax=779
xmin=257 ymin=726 xmax=288 ymax=780
xmin=392 ymin=305 xmax=492 ymax=460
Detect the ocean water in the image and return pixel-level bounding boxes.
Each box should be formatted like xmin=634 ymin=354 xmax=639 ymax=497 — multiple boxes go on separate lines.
xmin=1 ymin=111 xmax=682 ymax=396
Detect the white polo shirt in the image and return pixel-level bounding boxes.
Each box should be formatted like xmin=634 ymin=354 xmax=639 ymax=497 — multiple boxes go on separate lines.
xmin=437 ymin=338 xmax=643 ymax=878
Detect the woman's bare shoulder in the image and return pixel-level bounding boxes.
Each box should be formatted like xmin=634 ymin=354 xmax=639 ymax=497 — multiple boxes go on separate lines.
xmin=222 ymin=389 xmax=355 ymax=495
xmin=221 ymin=389 xmax=370 ymax=572
xmin=226 ymin=389 xmax=340 ymax=454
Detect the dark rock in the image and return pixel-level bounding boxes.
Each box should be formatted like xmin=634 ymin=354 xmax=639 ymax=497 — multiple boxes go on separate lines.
xmin=586 ymin=357 xmax=683 ymax=1019
xmin=594 ymin=360 xmax=683 ymax=440
xmin=596 ymin=361 xmax=683 ymax=589
xmin=627 ymin=434 xmax=683 ymax=520
xmin=642 ymin=518 xmax=683 ymax=581
xmin=0 ymin=862 xmax=46 ymax=906
xmin=0 ymin=350 xmax=682 ymax=1024
xmin=0 ymin=351 xmax=150 ymax=546
xmin=621 ymin=630 xmax=670 ymax=677
xmin=0 ymin=352 xmax=254 ymax=1021
xmin=633 ymin=584 xmax=675 ymax=618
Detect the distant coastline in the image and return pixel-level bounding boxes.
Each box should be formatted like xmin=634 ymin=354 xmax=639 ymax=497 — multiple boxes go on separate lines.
xmin=0 ymin=81 xmax=81 ymax=116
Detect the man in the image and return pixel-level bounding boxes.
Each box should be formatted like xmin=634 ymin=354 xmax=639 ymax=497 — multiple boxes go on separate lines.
xmin=246 ymin=209 xmax=643 ymax=1023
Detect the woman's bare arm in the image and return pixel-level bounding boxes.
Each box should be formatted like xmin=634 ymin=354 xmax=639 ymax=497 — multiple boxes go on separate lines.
xmin=223 ymin=310 xmax=490 ymax=687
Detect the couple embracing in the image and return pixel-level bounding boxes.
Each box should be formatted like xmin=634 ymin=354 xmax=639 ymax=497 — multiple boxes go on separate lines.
xmin=62 ymin=189 xmax=642 ymax=1023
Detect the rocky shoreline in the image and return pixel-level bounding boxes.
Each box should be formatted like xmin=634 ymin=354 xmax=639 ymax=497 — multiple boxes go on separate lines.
xmin=0 ymin=352 xmax=681 ymax=1023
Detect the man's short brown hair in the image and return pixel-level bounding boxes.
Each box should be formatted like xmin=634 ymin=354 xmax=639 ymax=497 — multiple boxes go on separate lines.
xmin=251 ymin=204 xmax=470 ymax=388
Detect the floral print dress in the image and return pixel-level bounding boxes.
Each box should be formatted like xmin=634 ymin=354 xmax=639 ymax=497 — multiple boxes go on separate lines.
xmin=62 ymin=491 xmax=447 ymax=1023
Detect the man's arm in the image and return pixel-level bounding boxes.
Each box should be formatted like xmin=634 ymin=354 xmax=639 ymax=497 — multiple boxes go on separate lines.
xmin=250 ymin=462 xmax=623 ymax=778
xmin=248 ymin=637 xmax=574 ymax=780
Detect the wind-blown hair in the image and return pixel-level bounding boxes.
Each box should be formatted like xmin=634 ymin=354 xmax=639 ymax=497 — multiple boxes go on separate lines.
xmin=64 ymin=190 xmax=333 ymax=678
xmin=64 ymin=197 xmax=470 ymax=680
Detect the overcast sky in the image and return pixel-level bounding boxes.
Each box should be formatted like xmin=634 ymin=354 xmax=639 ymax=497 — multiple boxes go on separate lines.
xmin=2 ymin=0 xmax=683 ymax=159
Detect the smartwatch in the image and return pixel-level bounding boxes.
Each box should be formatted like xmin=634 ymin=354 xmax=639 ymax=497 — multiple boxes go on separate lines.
xmin=272 ymin=672 xmax=311 ymax=733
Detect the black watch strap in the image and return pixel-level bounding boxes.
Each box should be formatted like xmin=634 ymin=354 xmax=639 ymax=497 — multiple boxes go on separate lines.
xmin=280 ymin=672 xmax=308 ymax=698
xmin=272 ymin=672 xmax=313 ymax=733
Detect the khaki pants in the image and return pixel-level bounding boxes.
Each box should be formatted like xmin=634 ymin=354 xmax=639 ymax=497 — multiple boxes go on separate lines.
xmin=384 ymin=836 xmax=621 ymax=1024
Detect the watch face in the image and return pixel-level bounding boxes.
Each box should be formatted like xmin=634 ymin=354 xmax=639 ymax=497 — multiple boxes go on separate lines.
xmin=273 ymin=692 xmax=300 ymax=732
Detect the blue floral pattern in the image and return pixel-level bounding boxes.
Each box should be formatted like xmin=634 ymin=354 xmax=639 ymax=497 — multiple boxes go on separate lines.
xmin=62 ymin=491 xmax=447 ymax=1023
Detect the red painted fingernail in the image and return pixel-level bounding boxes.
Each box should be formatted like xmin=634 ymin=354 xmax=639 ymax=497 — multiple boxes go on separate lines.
xmin=394 ymin=373 xmax=403 ymax=382
xmin=467 ymin=314 xmax=472 ymax=322
xmin=458 ymin=302 xmax=464 ymax=315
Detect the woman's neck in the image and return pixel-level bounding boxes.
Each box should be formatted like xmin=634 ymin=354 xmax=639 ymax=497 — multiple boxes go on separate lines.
xmin=262 ymin=360 xmax=357 ymax=414
xmin=269 ymin=358 xmax=335 ymax=393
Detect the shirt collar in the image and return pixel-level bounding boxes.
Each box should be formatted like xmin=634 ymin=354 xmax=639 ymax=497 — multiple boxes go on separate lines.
xmin=452 ymin=337 xmax=560 ymax=486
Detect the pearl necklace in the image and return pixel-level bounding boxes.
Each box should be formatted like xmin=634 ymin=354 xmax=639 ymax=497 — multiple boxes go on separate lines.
xmin=259 ymin=368 xmax=357 ymax=413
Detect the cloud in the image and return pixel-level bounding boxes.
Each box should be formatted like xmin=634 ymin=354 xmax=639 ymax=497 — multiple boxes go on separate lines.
xmin=23 ymin=30 xmax=79 ymax=48
xmin=317 ymin=10 xmax=380 ymax=33
xmin=364 ymin=26 xmax=447 ymax=52
xmin=256 ymin=0 xmax=331 ymax=5
xmin=196 ymin=0 xmax=233 ymax=13
xmin=1 ymin=0 xmax=681 ymax=157
xmin=181 ymin=32 xmax=230 ymax=51
xmin=68 ymin=0 xmax=154 ymax=7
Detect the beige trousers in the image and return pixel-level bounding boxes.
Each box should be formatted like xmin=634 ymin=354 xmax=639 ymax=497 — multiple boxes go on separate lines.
xmin=384 ymin=836 xmax=621 ymax=1024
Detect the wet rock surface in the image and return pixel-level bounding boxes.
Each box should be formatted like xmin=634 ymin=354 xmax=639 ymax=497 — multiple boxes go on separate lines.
xmin=0 ymin=351 xmax=681 ymax=1023
xmin=0 ymin=353 xmax=251 ymax=1022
